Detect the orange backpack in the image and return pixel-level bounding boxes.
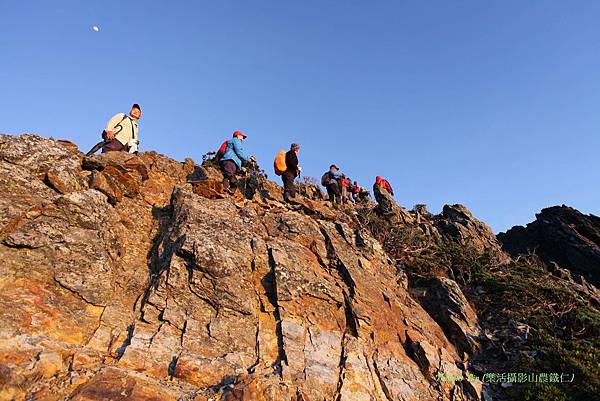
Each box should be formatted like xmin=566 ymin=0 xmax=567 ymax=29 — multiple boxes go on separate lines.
xmin=273 ymin=150 xmax=287 ymax=176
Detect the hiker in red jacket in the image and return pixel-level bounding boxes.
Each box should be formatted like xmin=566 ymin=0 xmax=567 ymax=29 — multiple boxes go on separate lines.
xmin=373 ymin=176 xmax=395 ymax=214
xmin=374 ymin=176 xmax=393 ymax=196
xmin=340 ymin=175 xmax=351 ymax=204
xmin=351 ymin=181 xmax=360 ymax=203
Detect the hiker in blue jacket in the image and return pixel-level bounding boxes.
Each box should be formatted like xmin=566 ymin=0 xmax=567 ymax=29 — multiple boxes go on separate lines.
xmin=322 ymin=164 xmax=343 ymax=204
xmin=220 ymin=131 xmax=250 ymax=194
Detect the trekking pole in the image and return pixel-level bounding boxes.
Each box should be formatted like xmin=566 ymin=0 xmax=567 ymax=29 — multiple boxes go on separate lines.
xmin=86 ymin=140 xmax=109 ymax=156
xmin=252 ymin=162 xmax=265 ymax=196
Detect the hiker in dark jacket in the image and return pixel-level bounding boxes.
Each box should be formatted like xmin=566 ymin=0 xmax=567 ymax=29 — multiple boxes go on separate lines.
xmin=323 ymin=164 xmax=343 ymax=204
xmin=282 ymin=143 xmax=301 ymax=202
xmin=358 ymin=187 xmax=370 ymax=202
xmin=220 ymin=131 xmax=250 ymax=194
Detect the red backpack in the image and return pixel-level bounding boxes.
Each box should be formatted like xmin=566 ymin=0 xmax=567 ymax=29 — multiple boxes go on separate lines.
xmin=215 ymin=140 xmax=229 ymax=161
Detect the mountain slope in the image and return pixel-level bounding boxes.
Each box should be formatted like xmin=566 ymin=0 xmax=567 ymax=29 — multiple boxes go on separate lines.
xmin=0 ymin=134 xmax=482 ymax=401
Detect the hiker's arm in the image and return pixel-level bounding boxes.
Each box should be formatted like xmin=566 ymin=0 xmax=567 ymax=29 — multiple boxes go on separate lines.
xmin=104 ymin=113 xmax=124 ymax=140
xmin=233 ymin=140 xmax=249 ymax=163
xmin=285 ymin=152 xmax=298 ymax=171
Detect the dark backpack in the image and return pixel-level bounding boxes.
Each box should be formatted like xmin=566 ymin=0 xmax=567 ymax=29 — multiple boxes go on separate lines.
xmin=215 ymin=140 xmax=229 ymax=161
xmin=321 ymin=172 xmax=331 ymax=186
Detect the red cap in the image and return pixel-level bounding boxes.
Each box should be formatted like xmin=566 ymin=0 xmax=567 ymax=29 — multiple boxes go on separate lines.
xmin=233 ymin=131 xmax=247 ymax=139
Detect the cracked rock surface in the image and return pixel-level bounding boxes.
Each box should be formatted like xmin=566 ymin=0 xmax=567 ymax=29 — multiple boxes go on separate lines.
xmin=0 ymin=134 xmax=482 ymax=401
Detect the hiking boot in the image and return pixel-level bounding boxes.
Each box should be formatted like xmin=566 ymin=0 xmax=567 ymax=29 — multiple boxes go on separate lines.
xmin=223 ymin=179 xmax=236 ymax=195
xmin=283 ymin=192 xmax=290 ymax=203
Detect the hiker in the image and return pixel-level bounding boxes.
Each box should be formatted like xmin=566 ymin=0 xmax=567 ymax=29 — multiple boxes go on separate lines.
xmin=351 ymin=181 xmax=360 ymax=202
xmin=357 ymin=187 xmax=370 ymax=202
xmin=86 ymin=104 xmax=142 ymax=156
xmin=340 ymin=175 xmax=351 ymax=204
xmin=321 ymin=164 xmax=343 ymax=204
xmin=220 ymin=131 xmax=250 ymax=194
xmin=214 ymin=139 xmax=229 ymax=162
xmin=282 ymin=143 xmax=301 ymax=202
xmin=373 ymin=176 xmax=395 ymax=214
xmin=374 ymin=176 xmax=394 ymax=197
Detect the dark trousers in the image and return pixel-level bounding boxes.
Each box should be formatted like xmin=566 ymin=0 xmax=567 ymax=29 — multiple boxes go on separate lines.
xmin=220 ymin=160 xmax=239 ymax=190
xmin=282 ymin=170 xmax=297 ymax=201
xmin=326 ymin=182 xmax=341 ymax=204
xmin=102 ymin=139 xmax=127 ymax=153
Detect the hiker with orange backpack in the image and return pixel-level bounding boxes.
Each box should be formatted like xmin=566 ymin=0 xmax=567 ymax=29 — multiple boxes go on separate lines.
xmin=274 ymin=143 xmax=301 ymax=202
xmin=283 ymin=143 xmax=301 ymax=202
xmin=220 ymin=131 xmax=252 ymax=194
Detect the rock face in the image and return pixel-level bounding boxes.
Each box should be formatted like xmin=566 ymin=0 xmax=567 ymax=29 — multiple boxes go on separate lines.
xmin=498 ymin=205 xmax=600 ymax=287
xmin=409 ymin=277 xmax=481 ymax=359
xmin=399 ymin=204 xmax=509 ymax=265
xmin=0 ymin=134 xmax=486 ymax=401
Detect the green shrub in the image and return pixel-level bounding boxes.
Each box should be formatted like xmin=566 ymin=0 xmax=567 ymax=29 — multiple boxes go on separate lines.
xmin=356 ymin=211 xmax=600 ymax=400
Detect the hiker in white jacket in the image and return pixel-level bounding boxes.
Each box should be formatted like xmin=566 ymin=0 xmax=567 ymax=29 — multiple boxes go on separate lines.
xmin=101 ymin=104 xmax=142 ymax=153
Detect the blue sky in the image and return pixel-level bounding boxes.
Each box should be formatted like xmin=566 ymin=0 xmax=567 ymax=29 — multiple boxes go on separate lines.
xmin=1 ymin=1 xmax=599 ymax=232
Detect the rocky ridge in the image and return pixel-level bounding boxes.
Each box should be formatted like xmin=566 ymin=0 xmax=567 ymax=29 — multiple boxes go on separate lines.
xmin=498 ymin=205 xmax=600 ymax=288
xmin=0 ymin=134 xmax=526 ymax=400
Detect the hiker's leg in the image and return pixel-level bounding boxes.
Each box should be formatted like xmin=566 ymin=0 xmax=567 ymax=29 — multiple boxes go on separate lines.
xmin=282 ymin=171 xmax=295 ymax=201
xmin=288 ymin=175 xmax=296 ymax=198
xmin=220 ymin=160 xmax=238 ymax=192
xmin=102 ymin=139 xmax=126 ymax=153
xmin=229 ymin=169 xmax=239 ymax=188
xmin=281 ymin=172 xmax=289 ymax=201
xmin=220 ymin=161 xmax=229 ymax=190
xmin=330 ymin=182 xmax=340 ymax=204
xmin=326 ymin=185 xmax=335 ymax=203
